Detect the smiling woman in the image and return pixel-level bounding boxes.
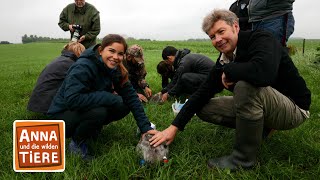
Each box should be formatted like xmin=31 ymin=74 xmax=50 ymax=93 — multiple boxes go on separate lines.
xmin=99 ymin=42 xmax=125 ymax=70
xmin=47 ymin=34 xmax=159 ymax=160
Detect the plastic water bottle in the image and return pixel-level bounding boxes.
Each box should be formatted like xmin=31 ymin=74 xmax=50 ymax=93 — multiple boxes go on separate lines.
xmin=174 ymin=99 xmax=187 ymax=111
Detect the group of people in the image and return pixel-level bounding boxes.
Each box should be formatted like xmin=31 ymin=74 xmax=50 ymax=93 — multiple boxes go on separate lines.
xmin=27 ymin=0 xmax=311 ymax=171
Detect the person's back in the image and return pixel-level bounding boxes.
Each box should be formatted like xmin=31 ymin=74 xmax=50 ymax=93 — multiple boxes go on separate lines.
xmin=27 ymin=42 xmax=85 ymax=114
xmin=248 ymin=0 xmax=294 ymax=22
xmin=229 ymin=0 xmax=251 ymax=31
xmin=179 ymin=53 xmax=214 ymax=75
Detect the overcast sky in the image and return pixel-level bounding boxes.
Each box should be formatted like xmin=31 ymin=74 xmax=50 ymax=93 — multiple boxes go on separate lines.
xmin=0 ymin=0 xmax=319 ymax=43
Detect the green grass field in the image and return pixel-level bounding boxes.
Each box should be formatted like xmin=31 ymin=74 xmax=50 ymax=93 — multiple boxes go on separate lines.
xmin=0 ymin=39 xmax=319 ymax=179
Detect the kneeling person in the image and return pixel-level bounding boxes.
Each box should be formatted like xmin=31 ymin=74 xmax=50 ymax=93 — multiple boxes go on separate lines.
xmin=157 ymin=46 xmax=214 ymax=102
xmin=48 ymin=35 xmax=158 ymax=160
xmin=150 ymin=9 xmax=311 ymax=171
xmin=123 ymin=44 xmax=152 ymax=102
xmin=27 ymin=42 xmax=85 ymax=114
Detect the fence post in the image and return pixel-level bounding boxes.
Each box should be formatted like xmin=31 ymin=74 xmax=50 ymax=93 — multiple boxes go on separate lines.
xmin=302 ymin=39 xmax=305 ymax=56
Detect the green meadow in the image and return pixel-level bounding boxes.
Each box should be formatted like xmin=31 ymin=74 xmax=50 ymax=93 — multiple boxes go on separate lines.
xmin=0 ymin=39 xmax=319 ymax=179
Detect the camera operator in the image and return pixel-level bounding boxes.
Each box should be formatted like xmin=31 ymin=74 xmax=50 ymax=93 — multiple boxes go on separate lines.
xmin=59 ymin=0 xmax=100 ymax=48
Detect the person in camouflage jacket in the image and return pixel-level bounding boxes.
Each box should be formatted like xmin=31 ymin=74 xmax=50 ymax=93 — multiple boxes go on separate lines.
xmin=58 ymin=0 xmax=100 ymax=48
xmin=123 ymin=44 xmax=152 ymax=102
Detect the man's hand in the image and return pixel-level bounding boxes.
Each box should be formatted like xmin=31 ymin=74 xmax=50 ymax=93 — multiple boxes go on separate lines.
xmin=149 ymin=125 xmax=178 ymax=147
xmin=144 ymin=87 xmax=152 ymax=98
xmin=141 ymin=129 xmax=160 ymax=139
xmin=68 ymin=24 xmax=74 ymax=32
xmin=161 ymin=92 xmax=169 ymax=102
xmin=221 ymin=72 xmax=234 ymax=89
xmin=79 ymin=35 xmax=85 ymax=43
xmin=141 ymin=129 xmax=159 ymax=139
xmin=138 ymin=93 xmax=148 ymax=102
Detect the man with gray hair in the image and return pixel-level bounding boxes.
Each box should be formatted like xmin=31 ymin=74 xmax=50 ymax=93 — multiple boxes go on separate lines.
xmin=149 ymin=9 xmax=311 ymax=171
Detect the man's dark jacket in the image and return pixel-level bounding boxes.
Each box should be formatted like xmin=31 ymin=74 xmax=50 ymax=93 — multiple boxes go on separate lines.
xmin=172 ymin=30 xmax=311 ymax=130
xmin=161 ymin=49 xmax=214 ymax=96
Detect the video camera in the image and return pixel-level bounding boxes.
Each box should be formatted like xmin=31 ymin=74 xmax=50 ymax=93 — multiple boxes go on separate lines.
xmin=71 ymin=24 xmax=82 ymax=42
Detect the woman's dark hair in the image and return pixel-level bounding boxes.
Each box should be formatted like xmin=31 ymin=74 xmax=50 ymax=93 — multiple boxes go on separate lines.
xmin=162 ymin=46 xmax=178 ymax=60
xmin=101 ymin=34 xmax=128 ymax=51
xmin=157 ymin=60 xmax=173 ymax=78
xmin=100 ymin=34 xmax=128 ymax=86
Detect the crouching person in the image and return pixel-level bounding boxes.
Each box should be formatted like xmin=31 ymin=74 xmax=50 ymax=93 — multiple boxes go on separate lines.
xmin=149 ymin=9 xmax=311 ymax=171
xmin=47 ymin=34 xmax=158 ymax=160
xmin=27 ymin=42 xmax=85 ymax=114
xmin=123 ymin=44 xmax=152 ymax=103
xmin=157 ymin=46 xmax=214 ymax=103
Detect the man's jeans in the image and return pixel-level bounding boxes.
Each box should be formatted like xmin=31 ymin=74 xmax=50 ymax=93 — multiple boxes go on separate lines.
xmin=252 ymin=12 xmax=295 ymax=46
xmin=197 ymin=81 xmax=307 ymax=130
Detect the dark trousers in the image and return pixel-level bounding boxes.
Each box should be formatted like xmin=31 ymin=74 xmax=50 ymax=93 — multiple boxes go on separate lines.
xmin=175 ymin=73 xmax=208 ymax=96
xmin=54 ymin=104 xmax=130 ymax=143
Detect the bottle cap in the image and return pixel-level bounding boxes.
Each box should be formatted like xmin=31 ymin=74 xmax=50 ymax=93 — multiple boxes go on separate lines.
xmin=163 ymin=156 xmax=168 ymax=163
xmin=139 ymin=159 xmax=146 ymax=166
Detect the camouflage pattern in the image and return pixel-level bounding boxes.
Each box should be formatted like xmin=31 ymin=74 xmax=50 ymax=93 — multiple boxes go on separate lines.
xmin=124 ymin=44 xmax=149 ymax=91
xmin=126 ymin=44 xmax=144 ymax=64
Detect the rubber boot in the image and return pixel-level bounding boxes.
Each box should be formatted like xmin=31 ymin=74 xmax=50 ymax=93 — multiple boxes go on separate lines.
xmin=262 ymin=127 xmax=276 ymax=140
xmin=208 ymin=117 xmax=264 ymax=171
xmin=69 ymin=139 xmax=94 ymax=161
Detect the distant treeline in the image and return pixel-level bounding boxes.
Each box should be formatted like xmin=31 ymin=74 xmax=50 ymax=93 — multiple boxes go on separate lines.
xmin=20 ymin=34 xmax=209 ymax=44
xmin=8 ymin=34 xmax=315 ymax=45
xmin=126 ymin=37 xmax=209 ymax=42
xmin=0 ymin=41 xmax=11 ymax=44
xmin=22 ymin=34 xmax=69 ymax=44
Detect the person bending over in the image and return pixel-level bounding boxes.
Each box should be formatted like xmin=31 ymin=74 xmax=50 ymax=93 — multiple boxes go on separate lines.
xmin=157 ymin=46 xmax=214 ymax=103
xmin=27 ymin=42 xmax=85 ymax=114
